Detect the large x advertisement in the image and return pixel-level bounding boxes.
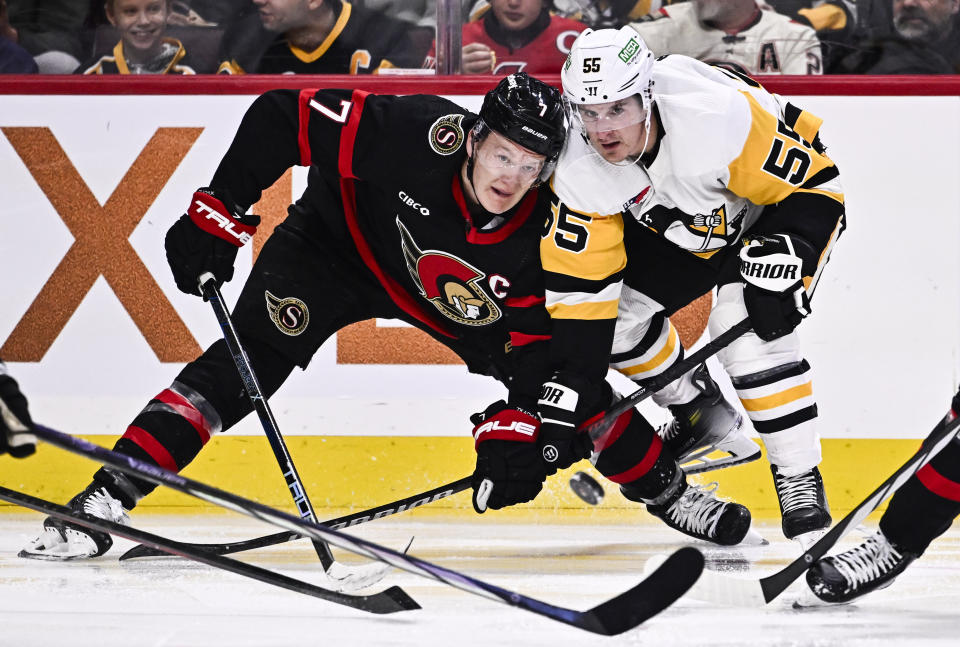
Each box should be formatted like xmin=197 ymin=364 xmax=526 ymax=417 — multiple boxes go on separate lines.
xmin=1 ymin=86 xmax=959 ymax=444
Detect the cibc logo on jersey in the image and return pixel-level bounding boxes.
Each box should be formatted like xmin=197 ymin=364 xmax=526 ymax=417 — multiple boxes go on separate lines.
xmin=397 ymin=219 xmax=501 ymax=326
xmin=265 ymin=290 xmax=309 ymax=336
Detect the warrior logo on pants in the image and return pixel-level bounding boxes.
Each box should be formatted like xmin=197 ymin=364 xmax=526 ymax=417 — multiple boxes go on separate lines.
xmin=397 ymin=219 xmax=501 ymax=326
xmin=265 ymin=291 xmax=310 ymax=336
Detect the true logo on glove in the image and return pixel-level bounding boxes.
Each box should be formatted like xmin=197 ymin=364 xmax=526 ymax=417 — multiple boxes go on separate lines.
xmin=473 ymin=419 xmax=538 ymax=441
xmin=192 ymin=200 xmax=253 ymax=245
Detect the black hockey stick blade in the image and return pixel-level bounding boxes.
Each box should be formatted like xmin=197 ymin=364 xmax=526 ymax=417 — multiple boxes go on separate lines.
xmin=34 ymin=424 xmax=698 ymax=634
xmin=687 ymin=410 xmax=960 ymax=607
xmin=0 ymin=485 xmax=418 ymax=614
xmin=571 ymin=546 xmax=703 ymax=635
xmin=119 ymin=476 xmax=472 ymax=561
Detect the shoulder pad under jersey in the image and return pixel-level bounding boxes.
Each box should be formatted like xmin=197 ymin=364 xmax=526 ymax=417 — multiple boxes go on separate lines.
xmin=551 ymin=133 xmax=653 ymax=217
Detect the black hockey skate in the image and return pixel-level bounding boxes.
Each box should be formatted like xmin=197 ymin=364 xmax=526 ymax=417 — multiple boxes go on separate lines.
xmin=805 ymin=530 xmax=917 ymax=603
xmin=658 ymin=365 xmax=760 ymax=474
xmin=772 ymin=465 xmax=832 ymax=542
xmin=19 ymin=484 xmax=129 ymax=560
xmin=646 ymin=482 xmax=752 ymax=546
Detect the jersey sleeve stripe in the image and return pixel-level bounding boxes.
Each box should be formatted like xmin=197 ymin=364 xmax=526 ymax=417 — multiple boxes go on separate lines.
xmin=504 ymin=294 xmax=546 ymax=307
xmin=783 ymin=101 xmax=824 ymax=145
xmin=297 ymin=89 xmax=315 ymax=167
xmin=546 ymin=299 xmax=619 ymax=320
xmin=509 ymin=331 xmax=552 ymax=347
xmin=800 ymin=164 xmax=840 ymax=189
xmin=544 ymin=269 xmax=624 ymax=295
xmin=793 ymin=187 xmax=844 ymax=204
xmin=337 ymin=89 xmax=369 ymax=179
xmin=546 ymin=280 xmax=622 ymax=305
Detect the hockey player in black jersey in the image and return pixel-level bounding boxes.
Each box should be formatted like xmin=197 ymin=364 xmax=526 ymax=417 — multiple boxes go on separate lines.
xmin=806 ymin=387 xmax=960 ymax=603
xmin=19 ymin=72 xmax=568 ymax=561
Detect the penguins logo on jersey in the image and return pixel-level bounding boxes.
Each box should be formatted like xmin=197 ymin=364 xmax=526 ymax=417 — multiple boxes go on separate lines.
xmin=397 ymin=219 xmax=501 ymax=326
xmin=265 ymin=291 xmax=309 ymax=336
xmin=653 ymin=204 xmax=747 ymax=258
xmin=428 ymin=114 xmax=466 ymax=156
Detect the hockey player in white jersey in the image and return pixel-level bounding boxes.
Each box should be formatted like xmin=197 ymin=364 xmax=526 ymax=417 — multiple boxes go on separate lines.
xmin=632 ymin=0 xmax=823 ymax=75
xmin=545 ymin=27 xmax=845 ymax=545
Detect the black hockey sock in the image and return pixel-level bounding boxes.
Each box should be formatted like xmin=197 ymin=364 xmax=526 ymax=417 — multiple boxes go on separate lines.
xmin=86 ymin=338 xmax=297 ymax=509
xmin=592 ymin=410 xmax=682 ymax=502
xmin=880 ymin=438 xmax=960 ymax=555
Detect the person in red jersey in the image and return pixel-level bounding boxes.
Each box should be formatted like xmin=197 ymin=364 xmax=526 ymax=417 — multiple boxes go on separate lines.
xmin=425 ymin=0 xmax=587 ymax=74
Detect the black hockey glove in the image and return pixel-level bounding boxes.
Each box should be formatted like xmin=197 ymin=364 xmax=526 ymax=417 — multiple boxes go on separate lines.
xmin=471 ymin=400 xmax=546 ymax=513
xmin=739 ymin=233 xmax=814 ymax=342
xmin=164 ymin=187 xmax=260 ymax=297
xmin=0 ymin=360 xmax=37 ymax=458
xmin=537 ymin=371 xmax=606 ymax=476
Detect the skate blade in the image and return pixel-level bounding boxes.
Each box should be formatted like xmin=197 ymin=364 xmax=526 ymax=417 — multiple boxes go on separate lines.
xmin=791 ymin=583 xmax=846 ymax=609
xmin=792 ymin=528 xmax=829 ymax=553
xmin=17 ymin=547 xmax=97 ymax=561
xmin=739 ymin=527 xmax=769 ymax=546
xmin=680 ymin=448 xmax=762 ymax=475
xmin=326 ymin=560 xmax=392 ymax=593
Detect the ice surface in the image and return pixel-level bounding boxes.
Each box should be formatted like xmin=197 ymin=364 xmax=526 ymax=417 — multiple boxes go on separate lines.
xmin=0 ymin=513 xmax=957 ymax=646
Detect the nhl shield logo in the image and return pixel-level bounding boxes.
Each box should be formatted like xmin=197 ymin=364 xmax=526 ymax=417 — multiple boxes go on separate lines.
xmin=265 ymin=291 xmax=309 ymax=336
xmin=428 ymin=114 xmax=466 ymax=156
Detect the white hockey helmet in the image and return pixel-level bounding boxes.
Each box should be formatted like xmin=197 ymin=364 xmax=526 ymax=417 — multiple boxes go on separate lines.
xmin=561 ymin=26 xmax=655 ymax=119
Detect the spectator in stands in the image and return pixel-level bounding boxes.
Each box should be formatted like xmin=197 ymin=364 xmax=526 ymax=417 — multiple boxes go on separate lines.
xmin=77 ymin=0 xmax=201 ymax=73
xmin=764 ymin=1 xmax=859 ymax=71
xmin=425 ymin=0 xmax=587 ymax=74
xmin=832 ymin=0 xmax=958 ymax=73
xmin=4 ymin=0 xmax=89 ymax=72
xmin=550 ymin=0 xmax=682 ymax=29
xmin=217 ymin=0 xmax=426 ymax=74
xmin=0 ymin=0 xmax=38 ymax=72
xmin=630 ymin=0 xmax=823 ymax=74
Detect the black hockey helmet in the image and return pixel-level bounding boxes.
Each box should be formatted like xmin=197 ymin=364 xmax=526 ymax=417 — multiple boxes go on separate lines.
xmin=475 ymin=72 xmax=568 ymax=183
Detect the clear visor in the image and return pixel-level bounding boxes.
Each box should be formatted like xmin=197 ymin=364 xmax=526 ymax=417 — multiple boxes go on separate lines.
xmin=571 ymin=97 xmax=648 ymax=134
xmin=474 ymin=136 xmax=546 ymax=181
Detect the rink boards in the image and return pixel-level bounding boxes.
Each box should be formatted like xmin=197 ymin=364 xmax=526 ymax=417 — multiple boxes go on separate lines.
xmin=0 ymin=77 xmax=959 ymax=515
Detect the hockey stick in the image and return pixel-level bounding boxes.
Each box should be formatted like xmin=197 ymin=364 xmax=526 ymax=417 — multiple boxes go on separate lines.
xmin=176 ymin=315 xmax=755 ymax=551
xmin=199 ymin=273 xmax=388 ymax=592
xmin=585 ymin=316 xmax=753 ymax=441
xmin=679 ymin=409 xmax=960 ymax=607
xmin=475 ymin=316 xmax=755 ymax=509
xmin=119 ymin=476 xmax=471 ymax=560
xmin=34 ymin=423 xmax=703 ymax=635
xmin=0 ymin=485 xmax=418 ymax=614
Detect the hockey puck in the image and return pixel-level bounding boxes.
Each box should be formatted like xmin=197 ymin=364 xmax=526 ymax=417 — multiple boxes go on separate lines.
xmin=569 ymin=471 xmax=604 ymax=505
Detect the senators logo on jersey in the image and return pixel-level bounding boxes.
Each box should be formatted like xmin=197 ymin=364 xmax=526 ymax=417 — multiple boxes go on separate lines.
xmin=398 ymin=220 xmax=501 ymax=326
xmin=428 ymin=114 xmax=466 ymax=156
xmin=265 ymin=291 xmax=310 ymax=335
